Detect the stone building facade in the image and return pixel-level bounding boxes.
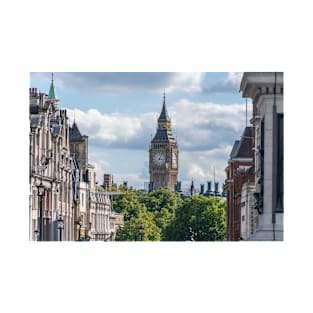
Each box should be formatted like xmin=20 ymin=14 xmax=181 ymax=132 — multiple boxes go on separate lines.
xmin=240 ymin=182 xmax=258 ymax=240
xmin=240 ymin=72 xmax=284 ymax=241
xmin=69 ymin=119 xmax=123 ymax=241
xmin=29 ymin=78 xmax=74 ymax=241
xmin=30 ymin=76 xmax=123 ymax=241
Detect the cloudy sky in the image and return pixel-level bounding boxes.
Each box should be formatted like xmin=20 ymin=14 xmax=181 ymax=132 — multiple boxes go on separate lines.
xmin=30 ymin=72 xmax=251 ymax=191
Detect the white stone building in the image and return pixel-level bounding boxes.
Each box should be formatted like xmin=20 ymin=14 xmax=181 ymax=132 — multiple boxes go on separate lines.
xmin=29 ymin=77 xmax=74 ymax=241
xmin=69 ymin=121 xmax=123 ymax=241
xmin=240 ymin=182 xmax=258 ymax=240
xmin=240 ymin=72 xmax=284 ymax=240
xmin=30 ymin=75 xmax=123 ymax=241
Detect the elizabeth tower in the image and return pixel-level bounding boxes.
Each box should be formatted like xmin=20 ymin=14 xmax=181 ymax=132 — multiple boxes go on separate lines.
xmin=149 ymin=93 xmax=178 ymax=191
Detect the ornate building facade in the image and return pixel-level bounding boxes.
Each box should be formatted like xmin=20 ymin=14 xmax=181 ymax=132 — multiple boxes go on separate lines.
xmin=30 ymin=75 xmax=123 ymax=241
xmin=149 ymin=94 xmax=178 ymax=191
xmin=240 ymin=72 xmax=284 ymax=241
xmin=69 ymin=121 xmax=123 ymax=241
xmin=29 ymin=77 xmax=74 ymax=241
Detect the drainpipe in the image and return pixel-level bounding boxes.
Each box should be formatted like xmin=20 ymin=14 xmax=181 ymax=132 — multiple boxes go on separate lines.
xmin=272 ymin=72 xmax=278 ymax=240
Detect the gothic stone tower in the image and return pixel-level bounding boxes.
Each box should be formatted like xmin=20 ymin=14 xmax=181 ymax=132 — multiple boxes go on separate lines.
xmin=149 ymin=93 xmax=178 ymax=191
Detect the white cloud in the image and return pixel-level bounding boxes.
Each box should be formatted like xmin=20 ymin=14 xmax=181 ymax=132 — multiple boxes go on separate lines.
xmin=167 ymin=72 xmax=205 ymax=93
xmin=227 ymin=72 xmax=243 ymax=85
xmin=204 ymin=72 xmax=243 ymax=93
xmin=170 ymin=99 xmax=249 ymax=150
xmin=68 ymin=99 xmax=249 ymax=152
xmin=67 ymin=109 xmax=157 ymax=149
xmin=34 ymin=72 xmax=205 ymax=95
xmin=67 ymin=98 xmax=250 ymax=189
xmin=178 ymin=146 xmax=232 ymax=189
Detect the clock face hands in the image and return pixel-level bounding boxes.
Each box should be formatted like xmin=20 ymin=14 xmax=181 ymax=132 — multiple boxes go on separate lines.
xmin=153 ymin=152 xmax=165 ymax=166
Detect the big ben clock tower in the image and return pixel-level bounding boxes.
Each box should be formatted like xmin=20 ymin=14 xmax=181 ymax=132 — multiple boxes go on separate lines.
xmin=149 ymin=93 xmax=178 ymax=191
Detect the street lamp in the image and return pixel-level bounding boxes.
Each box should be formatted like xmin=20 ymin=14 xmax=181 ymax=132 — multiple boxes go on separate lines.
xmin=139 ymin=222 xmax=144 ymax=241
xmin=37 ymin=182 xmax=45 ymax=241
xmin=57 ymin=214 xmax=64 ymax=241
xmin=76 ymin=216 xmax=83 ymax=241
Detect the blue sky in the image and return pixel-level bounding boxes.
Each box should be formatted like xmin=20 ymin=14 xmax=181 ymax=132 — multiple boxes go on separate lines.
xmin=30 ymin=72 xmax=251 ymax=191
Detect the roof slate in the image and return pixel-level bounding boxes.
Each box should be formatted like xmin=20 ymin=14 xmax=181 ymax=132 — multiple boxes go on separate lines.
xmin=69 ymin=122 xmax=83 ymax=141
xmin=158 ymin=94 xmax=170 ymax=122
xmin=231 ymin=127 xmax=253 ymax=159
xmin=152 ymin=129 xmax=176 ymax=142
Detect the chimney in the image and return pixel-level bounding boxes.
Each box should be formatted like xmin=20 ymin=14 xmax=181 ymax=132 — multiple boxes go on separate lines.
xmin=214 ymin=182 xmax=219 ymax=193
xmin=200 ymin=184 xmax=204 ymax=194
xmin=207 ymin=181 xmax=212 ymax=193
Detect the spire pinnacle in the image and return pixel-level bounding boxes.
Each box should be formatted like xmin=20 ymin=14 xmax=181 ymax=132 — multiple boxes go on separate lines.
xmin=158 ymin=91 xmax=170 ymax=122
xmin=48 ymin=72 xmax=58 ymax=100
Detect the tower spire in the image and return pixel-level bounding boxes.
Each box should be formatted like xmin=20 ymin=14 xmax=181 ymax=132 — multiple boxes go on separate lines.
xmin=158 ymin=90 xmax=170 ymax=122
xmin=48 ymin=72 xmax=58 ymax=100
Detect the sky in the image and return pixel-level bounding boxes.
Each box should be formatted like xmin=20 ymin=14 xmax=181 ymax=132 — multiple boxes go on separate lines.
xmin=30 ymin=72 xmax=251 ymax=191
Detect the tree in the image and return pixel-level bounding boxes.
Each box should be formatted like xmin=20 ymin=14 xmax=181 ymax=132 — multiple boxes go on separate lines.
xmin=166 ymin=196 xmax=226 ymax=241
xmin=113 ymin=187 xmax=181 ymax=240
xmin=115 ymin=208 xmax=161 ymax=241
xmin=143 ymin=187 xmax=182 ymax=213
xmin=112 ymin=188 xmax=145 ymax=221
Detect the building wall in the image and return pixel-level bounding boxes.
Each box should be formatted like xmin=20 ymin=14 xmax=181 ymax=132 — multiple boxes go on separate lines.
xmin=103 ymin=174 xmax=113 ymax=189
xmin=240 ymin=72 xmax=284 ymax=241
xmin=240 ymin=182 xmax=257 ymax=240
xmin=226 ymin=160 xmax=254 ymax=241
xmin=29 ymin=89 xmax=73 ymax=241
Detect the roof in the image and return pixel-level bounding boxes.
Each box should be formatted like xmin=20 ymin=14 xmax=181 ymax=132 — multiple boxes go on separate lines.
xmin=158 ymin=93 xmax=170 ymax=122
xmin=152 ymin=129 xmax=176 ymax=142
xmin=48 ymin=74 xmax=58 ymax=100
xmin=231 ymin=127 xmax=253 ymax=159
xmin=230 ymin=140 xmax=239 ymax=158
xmin=69 ymin=121 xmax=83 ymax=141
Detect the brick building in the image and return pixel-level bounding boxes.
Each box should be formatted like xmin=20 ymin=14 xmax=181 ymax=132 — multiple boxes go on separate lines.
xmin=225 ymin=126 xmax=254 ymax=241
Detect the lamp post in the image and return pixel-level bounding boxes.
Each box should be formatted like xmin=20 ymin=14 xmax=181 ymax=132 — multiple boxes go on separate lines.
xmin=57 ymin=214 xmax=64 ymax=241
xmin=76 ymin=216 xmax=82 ymax=241
xmin=139 ymin=222 xmax=144 ymax=241
xmin=37 ymin=182 xmax=45 ymax=241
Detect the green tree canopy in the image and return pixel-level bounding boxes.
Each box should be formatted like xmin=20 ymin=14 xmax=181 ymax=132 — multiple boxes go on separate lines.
xmin=166 ymin=196 xmax=226 ymax=241
xmin=115 ymin=208 xmax=161 ymax=241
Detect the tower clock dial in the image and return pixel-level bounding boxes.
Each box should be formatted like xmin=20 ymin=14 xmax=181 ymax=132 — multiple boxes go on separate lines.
xmin=153 ymin=152 xmax=165 ymax=166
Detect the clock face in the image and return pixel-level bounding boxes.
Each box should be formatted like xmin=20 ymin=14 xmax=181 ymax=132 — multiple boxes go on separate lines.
xmin=153 ymin=152 xmax=165 ymax=166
